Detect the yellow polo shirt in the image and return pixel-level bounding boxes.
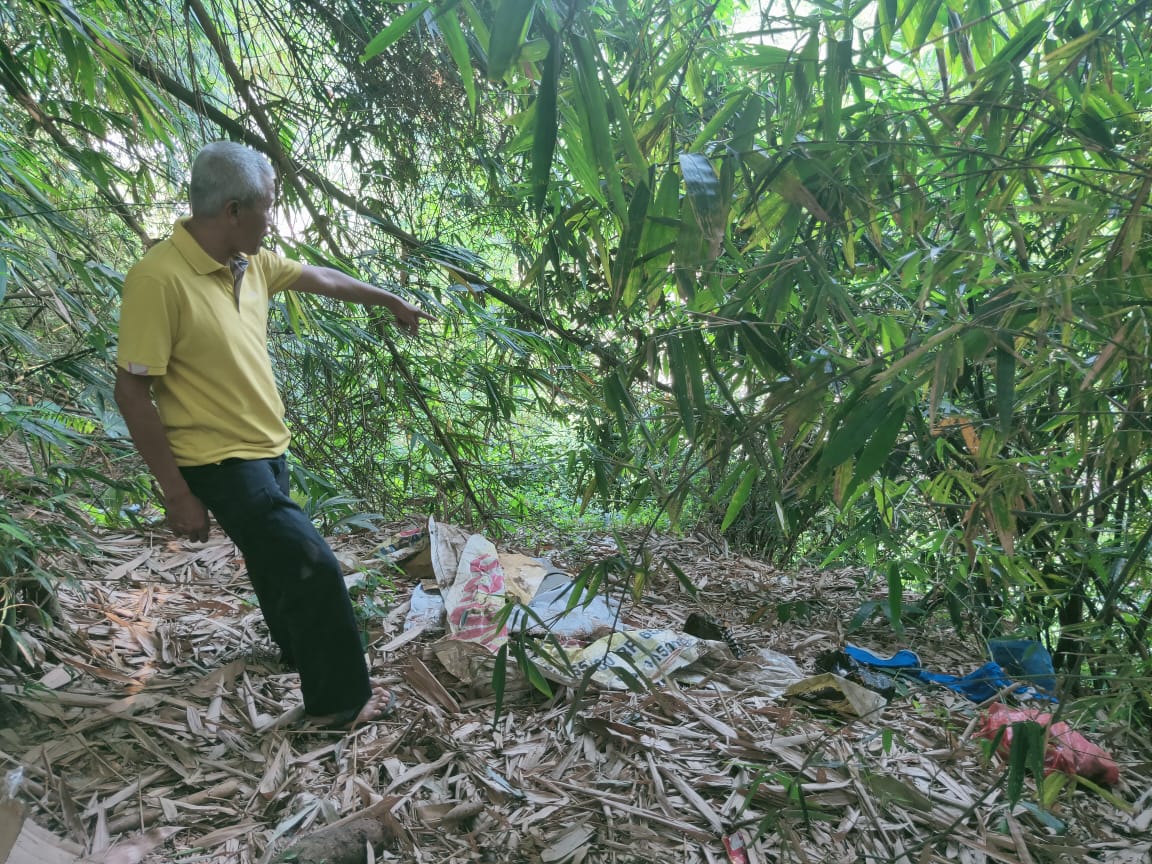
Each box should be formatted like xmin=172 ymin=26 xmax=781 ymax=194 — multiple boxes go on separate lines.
xmin=117 ymin=219 xmax=303 ymax=466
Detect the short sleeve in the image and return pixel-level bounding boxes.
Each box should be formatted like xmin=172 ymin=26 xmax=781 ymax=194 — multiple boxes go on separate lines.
xmin=117 ymin=272 xmax=179 ymax=376
xmin=255 ymin=250 xmax=303 ymax=298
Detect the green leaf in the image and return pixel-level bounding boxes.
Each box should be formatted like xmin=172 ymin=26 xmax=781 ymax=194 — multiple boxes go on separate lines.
xmin=664 ymin=558 xmax=698 ymax=598
xmin=667 ymin=334 xmax=697 ymax=437
xmin=886 ymin=562 xmax=903 ymax=636
xmin=876 ymin=0 xmax=898 ymax=54
xmin=557 ymin=108 xmax=605 ymax=204
xmin=488 ymin=0 xmax=536 ymax=80
xmin=995 ymin=343 xmax=1015 ymax=435
xmin=0 ymin=520 xmax=34 ymax=544
xmin=361 ymin=1 xmax=432 ymax=62
xmin=571 ymin=32 xmax=627 ymax=218
xmin=680 ymin=153 xmax=722 ymax=254
xmin=592 ymin=41 xmax=646 ymax=182
xmin=822 ymin=35 xmax=851 ymax=140
xmin=907 ymin=0 xmax=944 ymax=52
xmin=0 ymin=255 xmax=7 ymax=304
xmin=690 ymin=90 xmax=749 ymax=153
xmin=738 ymin=320 xmax=788 ymax=376
xmin=491 ymin=643 xmax=508 ymax=727
xmin=530 ymin=31 xmax=559 ymax=216
xmin=614 ymin=178 xmax=651 ymax=304
xmin=514 ymin=639 xmax=553 ymax=697
xmin=847 ymin=400 xmax=905 ymax=495
xmin=676 ymin=153 xmax=721 ymax=299
xmin=847 ymin=599 xmax=882 ymax=634
xmin=721 ymin=461 xmax=759 ymax=531
xmin=437 ymin=5 xmax=476 ymax=113
xmin=822 ymin=394 xmax=888 ymax=472
xmin=992 ymin=11 xmax=1049 ymax=67
xmin=1006 ymin=720 xmax=1045 ymax=805
xmin=633 ymin=169 xmax=680 ymax=305
xmin=722 ymin=44 xmax=793 ymax=69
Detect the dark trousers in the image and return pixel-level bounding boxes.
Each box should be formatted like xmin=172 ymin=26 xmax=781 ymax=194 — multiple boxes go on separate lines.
xmin=180 ymin=454 xmax=370 ymax=717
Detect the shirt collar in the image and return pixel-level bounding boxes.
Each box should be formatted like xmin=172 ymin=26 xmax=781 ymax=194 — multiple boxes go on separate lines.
xmin=170 ymin=217 xmax=248 ymax=276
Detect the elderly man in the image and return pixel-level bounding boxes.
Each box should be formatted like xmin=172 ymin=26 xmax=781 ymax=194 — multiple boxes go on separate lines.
xmin=114 ymin=141 xmax=433 ymax=728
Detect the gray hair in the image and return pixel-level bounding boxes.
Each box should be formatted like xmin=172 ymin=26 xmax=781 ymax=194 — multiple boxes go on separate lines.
xmin=189 ymin=141 xmax=276 ymax=216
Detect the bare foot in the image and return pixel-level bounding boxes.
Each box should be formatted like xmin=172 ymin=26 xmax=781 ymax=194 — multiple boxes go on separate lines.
xmin=306 ymin=682 xmax=398 ymax=730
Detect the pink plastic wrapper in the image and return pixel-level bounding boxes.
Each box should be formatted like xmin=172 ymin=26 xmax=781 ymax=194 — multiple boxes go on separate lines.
xmin=976 ymin=703 xmax=1120 ymax=786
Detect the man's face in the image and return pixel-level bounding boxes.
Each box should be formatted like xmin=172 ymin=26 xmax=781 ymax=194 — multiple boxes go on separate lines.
xmin=230 ymin=185 xmax=276 ymax=256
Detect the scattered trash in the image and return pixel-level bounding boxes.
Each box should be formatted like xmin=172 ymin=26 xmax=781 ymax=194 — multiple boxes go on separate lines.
xmin=506 ymin=571 xmax=621 ymax=640
xmin=375 ymin=525 xmax=429 ymax=563
xmin=403 ymin=583 xmax=446 ymax=632
xmin=399 ymin=518 xmax=632 ymax=684
xmin=814 ymin=648 xmax=897 ymax=698
xmin=785 ymin=672 xmax=887 ymax=718
xmin=976 ymin=703 xmax=1121 ymax=786
xmin=404 ymin=520 xmax=801 ymax=698
xmin=843 ymin=644 xmax=1055 ymax=702
xmin=532 ymin=629 xmax=728 ymax=690
xmin=988 ymin=638 xmax=1056 ymax=694
xmin=712 ymin=647 xmax=806 ymax=700
xmin=443 ymin=533 xmax=509 ymax=652
xmin=723 ymin=831 xmax=749 ymax=864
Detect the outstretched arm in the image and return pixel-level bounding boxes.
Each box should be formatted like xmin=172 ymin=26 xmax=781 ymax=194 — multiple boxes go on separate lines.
xmin=113 ymin=368 xmax=210 ymax=542
xmin=290 ymin=265 xmax=436 ymax=334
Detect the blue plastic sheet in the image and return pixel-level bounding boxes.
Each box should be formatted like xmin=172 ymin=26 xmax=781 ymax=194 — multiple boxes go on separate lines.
xmin=844 ymin=642 xmax=1057 ymax=702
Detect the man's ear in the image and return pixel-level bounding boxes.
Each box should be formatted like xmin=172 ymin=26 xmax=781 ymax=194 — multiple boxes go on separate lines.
xmin=225 ymin=200 xmax=241 ymax=218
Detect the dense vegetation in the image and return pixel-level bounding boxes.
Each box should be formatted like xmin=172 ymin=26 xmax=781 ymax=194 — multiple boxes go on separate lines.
xmin=2 ymin=0 xmax=1150 ymax=714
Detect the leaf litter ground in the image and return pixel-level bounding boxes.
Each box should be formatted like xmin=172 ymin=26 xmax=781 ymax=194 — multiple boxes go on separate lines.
xmin=1 ymin=522 xmax=1149 ymax=864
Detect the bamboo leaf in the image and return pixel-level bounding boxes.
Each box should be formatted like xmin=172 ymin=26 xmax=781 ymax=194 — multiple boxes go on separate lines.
xmin=591 ymin=41 xmax=646 ymax=181
xmin=848 ymin=401 xmax=905 ymax=495
xmin=907 ymin=0 xmax=944 ymax=52
xmin=677 ymin=153 xmax=722 ymax=298
xmin=514 ymin=638 xmax=554 ymax=697
xmin=682 ymin=329 xmax=707 ymax=409
xmin=674 ymin=192 xmax=704 ymax=302
xmin=361 ymin=1 xmax=432 ymax=61
xmin=571 ymin=33 xmax=627 ymax=218
xmin=0 ymin=255 xmax=7 ymax=304
xmin=995 ymin=343 xmax=1015 ymax=436
xmin=876 ymin=0 xmax=898 ymax=54
xmin=721 ymin=461 xmax=759 ymax=531
xmin=992 ymin=11 xmax=1049 ymax=67
xmin=822 ymin=395 xmax=888 ymax=472
xmin=664 ymin=558 xmax=699 ymax=598
xmin=437 ymin=4 xmax=476 ymax=113
xmin=491 ymin=643 xmax=508 ymax=727
xmin=531 ymin=31 xmax=559 ymax=216
xmin=488 ymin=0 xmax=536 ymax=80
xmin=634 ymin=169 xmax=680 ymax=305
xmin=886 ymin=562 xmax=903 ymax=636
xmin=723 ymin=45 xmax=793 ymax=69
xmin=667 ymin=334 xmax=697 ymax=438
xmin=822 ymin=35 xmax=851 ymax=140
xmin=614 ymin=177 xmax=651 ymax=305
xmin=690 ymin=90 xmax=749 ymax=153
xmin=848 ymin=599 xmax=882 ymax=634
xmin=1006 ymin=720 xmax=1045 ymax=805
